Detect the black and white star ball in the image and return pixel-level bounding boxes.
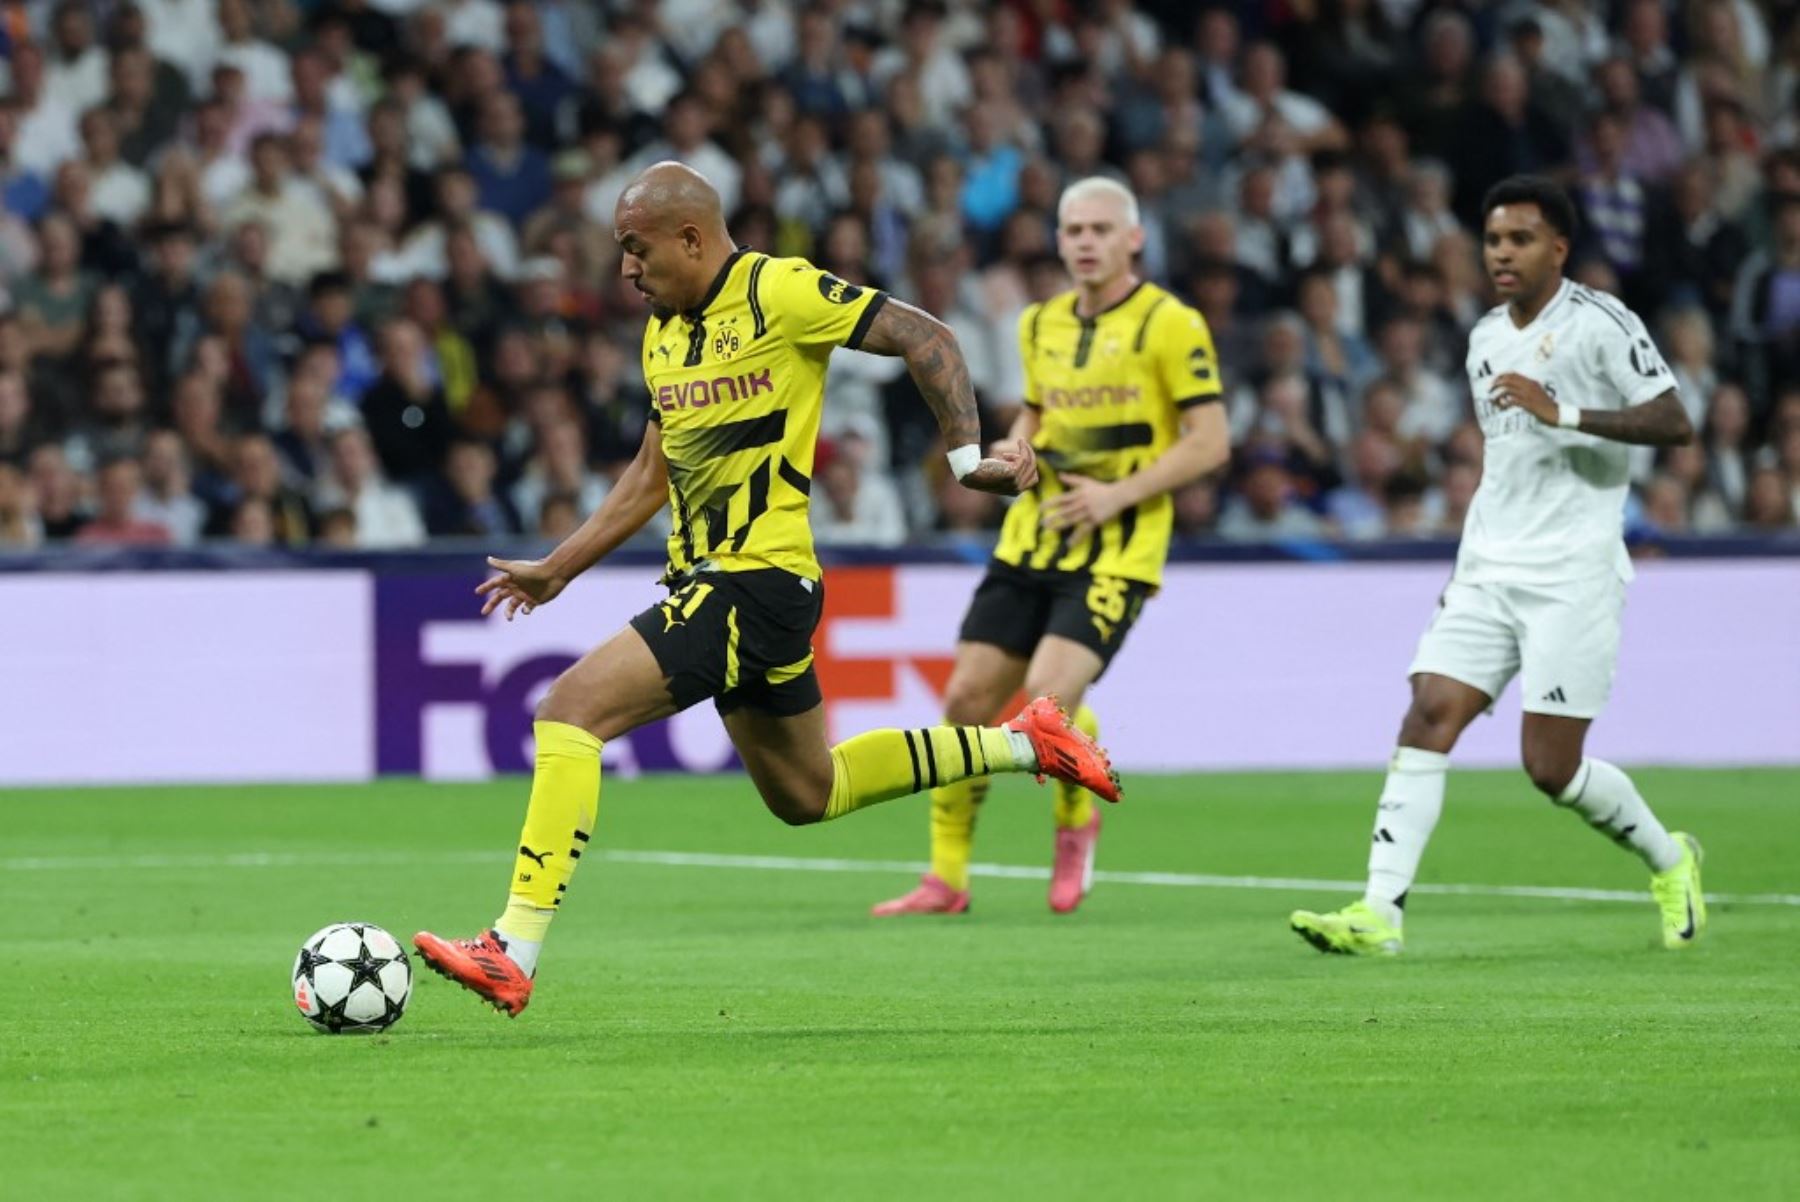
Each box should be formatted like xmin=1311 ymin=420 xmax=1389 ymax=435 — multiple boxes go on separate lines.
xmin=292 ymin=923 xmax=412 ymax=1034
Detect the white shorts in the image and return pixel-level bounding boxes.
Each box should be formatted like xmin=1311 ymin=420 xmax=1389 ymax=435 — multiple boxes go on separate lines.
xmin=1407 ymin=574 xmax=1626 ymax=719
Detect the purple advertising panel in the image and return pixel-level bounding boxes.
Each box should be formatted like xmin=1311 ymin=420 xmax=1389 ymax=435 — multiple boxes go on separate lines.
xmin=1 ymin=561 xmax=1792 ymax=786
xmin=0 ymin=572 xmax=373 ymax=784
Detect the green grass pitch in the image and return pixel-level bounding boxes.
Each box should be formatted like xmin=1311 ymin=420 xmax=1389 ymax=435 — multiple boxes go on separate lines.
xmin=3 ymin=768 xmax=1797 ymax=1201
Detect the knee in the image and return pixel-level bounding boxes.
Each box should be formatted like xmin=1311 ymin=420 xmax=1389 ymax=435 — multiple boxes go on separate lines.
xmin=533 ymin=680 xmax=580 ymax=728
xmin=765 ymin=790 xmax=826 ymax=826
xmin=1397 ymin=699 xmax=1461 ymax=753
xmin=942 ymin=677 xmax=1005 ymax=727
xmin=1523 ymin=747 xmax=1581 ymax=799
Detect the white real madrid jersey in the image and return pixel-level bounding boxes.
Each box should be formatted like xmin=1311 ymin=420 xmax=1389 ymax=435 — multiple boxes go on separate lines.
xmin=1459 ymin=280 xmax=1675 ymax=586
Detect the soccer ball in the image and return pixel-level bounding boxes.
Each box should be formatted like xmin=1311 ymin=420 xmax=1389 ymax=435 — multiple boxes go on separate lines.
xmin=292 ymin=923 xmax=413 ymax=1034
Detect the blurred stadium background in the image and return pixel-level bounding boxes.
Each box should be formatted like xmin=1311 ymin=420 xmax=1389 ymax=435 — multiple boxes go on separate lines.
xmin=0 ymin=0 xmax=1796 ymax=552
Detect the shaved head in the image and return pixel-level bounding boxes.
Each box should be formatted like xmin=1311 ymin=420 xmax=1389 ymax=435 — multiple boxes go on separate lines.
xmin=617 ymin=161 xmax=727 ymax=233
xmin=615 ymin=161 xmax=735 ymax=316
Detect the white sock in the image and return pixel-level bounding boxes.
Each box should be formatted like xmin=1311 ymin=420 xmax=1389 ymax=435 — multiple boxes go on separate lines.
xmin=1364 ymin=746 xmax=1449 ymax=926
xmin=491 ymin=927 xmax=542 ymax=977
xmin=1556 ymin=758 xmax=1682 ymax=872
xmin=1006 ymin=728 xmax=1038 ymax=772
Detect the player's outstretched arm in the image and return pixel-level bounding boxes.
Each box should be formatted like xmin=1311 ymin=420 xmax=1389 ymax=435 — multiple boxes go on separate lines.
xmin=858 ymin=298 xmax=1037 ymax=495
xmin=1490 ymin=375 xmax=1694 ymax=447
xmin=476 ymin=423 xmax=671 ymax=620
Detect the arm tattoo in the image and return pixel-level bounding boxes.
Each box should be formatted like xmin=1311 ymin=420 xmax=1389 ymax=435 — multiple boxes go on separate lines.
xmin=1576 ymin=390 xmax=1694 ymax=447
xmin=859 ymin=298 xmax=982 ymax=447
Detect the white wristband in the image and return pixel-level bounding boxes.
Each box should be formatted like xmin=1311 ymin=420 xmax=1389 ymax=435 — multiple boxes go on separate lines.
xmin=947 ymin=443 xmax=982 ymax=481
xmin=1557 ymin=403 xmax=1581 ymax=430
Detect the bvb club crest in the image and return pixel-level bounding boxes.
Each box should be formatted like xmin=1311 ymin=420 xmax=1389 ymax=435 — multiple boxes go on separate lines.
xmin=712 ymin=326 xmax=742 ymax=360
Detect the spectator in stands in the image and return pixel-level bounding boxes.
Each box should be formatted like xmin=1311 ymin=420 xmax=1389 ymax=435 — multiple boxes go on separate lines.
xmin=218 ymin=431 xmax=311 ymax=546
xmin=1376 ymin=316 xmax=1461 ymax=446
xmin=312 ymin=425 xmax=424 ymax=548
xmin=464 ymin=91 xmax=549 ymax=229
xmin=1325 ymin=430 xmax=1400 ymax=540
xmin=426 ymin=437 xmax=519 ymax=536
xmin=814 ymin=428 xmax=908 ymax=548
xmin=509 ymin=417 xmax=606 ymax=530
xmin=68 ymin=358 xmax=149 ymax=467
xmin=75 ymin=455 xmax=168 ymax=545
xmin=1743 ymin=463 xmax=1796 ymax=528
xmin=360 ymin=318 xmax=452 ymax=485
xmin=1640 ymin=472 xmax=1693 ymax=533
xmin=0 ymin=369 xmax=41 ymax=465
xmin=14 ymin=211 xmax=95 ymax=361
xmin=0 ymin=459 xmax=42 ymax=548
xmin=1702 ymin=382 xmax=1755 ymax=514
xmin=1218 ymin=453 xmax=1326 ymax=541
xmin=223 ymin=133 xmax=338 ymax=287
xmin=1589 ymin=55 xmax=1685 ymax=185
xmin=135 ymin=428 xmax=204 ymax=546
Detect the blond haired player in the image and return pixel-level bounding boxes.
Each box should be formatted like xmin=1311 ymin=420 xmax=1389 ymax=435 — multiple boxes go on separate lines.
xmin=874 ymin=177 xmax=1230 ymax=917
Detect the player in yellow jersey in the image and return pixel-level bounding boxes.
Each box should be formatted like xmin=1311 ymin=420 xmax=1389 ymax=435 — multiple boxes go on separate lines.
xmin=412 ymin=163 xmax=1121 ymax=1016
xmin=873 ymin=177 xmax=1229 ymax=917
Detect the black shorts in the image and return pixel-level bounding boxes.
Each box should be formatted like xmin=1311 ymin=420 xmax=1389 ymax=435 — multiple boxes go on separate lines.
xmin=958 ymin=561 xmax=1152 ymax=676
xmin=628 ymin=568 xmax=825 ymax=717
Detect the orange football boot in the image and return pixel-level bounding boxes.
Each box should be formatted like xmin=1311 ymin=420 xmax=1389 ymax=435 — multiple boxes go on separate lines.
xmin=1005 ymin=696 xmax=1123 ymax=803
xmin=412 ymin=929 xmax=534 ymax=1017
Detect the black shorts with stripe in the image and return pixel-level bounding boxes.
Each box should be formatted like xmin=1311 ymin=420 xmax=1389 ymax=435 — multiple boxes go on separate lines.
xmin=628 ymin=568 xmax=824 ymax=717
xmin=958 ymin=560 xmax=1151 ymax=677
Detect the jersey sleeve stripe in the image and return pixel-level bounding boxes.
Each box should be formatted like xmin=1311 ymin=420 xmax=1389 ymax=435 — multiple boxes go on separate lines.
xmin=1133 ymin=296 xmax=1169 ymax=352
xmin=844 ymin=291 xmax=889 ymax=350
xmin=777 ymin=456 xmax=811 ymax=496
xmin=747 ymin=257 xmax=769 ymax=338
xmin=1175 ymin=393 xmax=1222 ymax=409
xmin=684 ymin=410 xmax=788 ymax=459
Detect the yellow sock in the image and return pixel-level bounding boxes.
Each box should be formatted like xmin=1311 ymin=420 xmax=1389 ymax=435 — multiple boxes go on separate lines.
xmin=823 ymin=725 xmax=1019 ymax=822
xmin=928 ymin=777 xmax=989 ymax=892
xmin=494 ymin=721 xmax=602 ymax=945
xmin=1052 ymin=705 xmax=1099 ymax=830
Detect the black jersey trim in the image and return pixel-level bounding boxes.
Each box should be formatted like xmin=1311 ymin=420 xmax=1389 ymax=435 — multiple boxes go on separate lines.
xmin=747 ymin=256 xmax=769 ymax=338
xmin=685 ymin=249 xmax=747 ymax=320
xmin=1133 ymin=295 xmax=1169 ymax=353
xmin=844 ymin=291 xmax=888 ymax=350
xmin=778 ymin=456 xmax=812 ymax=496
xmin=685 ymin=410 xmax=788 ymax=460
xmin=1175 ymin=393 xmax=1222 ymax=409
xmin=1073 ymin=281 xmax=1145 ymax=320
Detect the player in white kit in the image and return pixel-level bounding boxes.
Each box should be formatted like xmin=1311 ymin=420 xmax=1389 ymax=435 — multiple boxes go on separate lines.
xmin=1289 ymin=177 xmax=1707 ymax=956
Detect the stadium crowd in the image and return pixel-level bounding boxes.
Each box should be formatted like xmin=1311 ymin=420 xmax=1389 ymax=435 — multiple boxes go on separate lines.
xmin=0 ymin=0 xmax=1797 ymax=552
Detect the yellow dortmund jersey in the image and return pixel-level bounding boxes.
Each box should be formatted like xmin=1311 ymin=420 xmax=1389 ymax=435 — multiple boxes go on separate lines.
xmin=994 ymin=283 xmax=1222 ymax=587
xmin=643 ymin=250 xmax=887 ymax=582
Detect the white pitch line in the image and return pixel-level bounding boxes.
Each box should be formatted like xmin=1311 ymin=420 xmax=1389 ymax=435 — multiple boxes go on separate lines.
xmin=4 ymin=846 xmax=1797 ymax=908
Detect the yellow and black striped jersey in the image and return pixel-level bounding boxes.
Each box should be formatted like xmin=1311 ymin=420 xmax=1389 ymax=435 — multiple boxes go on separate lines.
xmin=995 ymin=283 xmax=1222 ymax=587
xmin=644 ymin=250 xmax=886 ymax=582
